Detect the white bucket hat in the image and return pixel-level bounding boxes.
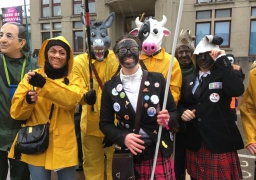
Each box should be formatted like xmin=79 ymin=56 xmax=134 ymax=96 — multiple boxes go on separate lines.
xmin=193 ymin=35 xmax=223 ymax=55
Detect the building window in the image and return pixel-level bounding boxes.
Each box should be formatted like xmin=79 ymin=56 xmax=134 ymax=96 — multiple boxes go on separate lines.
xmin=52 ymin=0 xmax=61 ymax=16
xmin=250 ymin=8 xmax=256 ymax=55
xmin=74 ymin=31 xmax=84 ymax=52
xmin=252 ymin=7 xmax=256 ymax=17
xmin=88 ymin=0 xmax=96 ymax=13
xmin=41 ymin=0 xmax=50 ymax=17
xmin=214 ymin=21 xmax=230 ymax=47
xmin=42 ymin=23 xmax=50 ymax=30
xmin=73 ymin=0 xmax=82 ymax=15
xmin=73 ymin=21 xmax=83 ymax=29
xmin=196 ymin=11 xmax=211 ymax=19
xmin=53 ymin=31 xmax=61 ymax=37
xmin=53 ymin=22 xmax=61 ymax=30
xmin=195 ymin=9 xmax=231 ymax=47
xmin=215 ymin=9 xmax=231 ymax=18
xmin=196 ymin=22 xmax=211 ymax=45
xmin=42 ymin=32 xmax=50 ymax=42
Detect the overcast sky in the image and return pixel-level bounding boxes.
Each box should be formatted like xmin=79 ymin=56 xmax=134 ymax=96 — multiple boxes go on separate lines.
xmin=0 ymin=0 xmax=30 ymax=15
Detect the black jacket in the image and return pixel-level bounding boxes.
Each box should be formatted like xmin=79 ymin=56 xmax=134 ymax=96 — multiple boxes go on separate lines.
xmin=100 ymin=71 xmax=179 ymax=157
xmin=178 ymin=56 xmax=244 ymax=153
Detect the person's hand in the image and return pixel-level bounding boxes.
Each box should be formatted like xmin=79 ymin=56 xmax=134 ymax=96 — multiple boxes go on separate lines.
xmin=246 ymin=143 xmax=256 ymax=155
xmin=124 ymin=133 xmax=145 ymax=155
xmin=157 ymin=109 xmax=170 ymax=128
xmin=26 ymin=90 xmax=38 ymax=104
xmin=209 ymin=49 xmax=225 ymax=61
xmin=84 ymin=89 xmax=96 ymax=105
xmin=181 ymin=109 xmax=196 ymax=121
xmin=27 ymin=71 xmax=46 ymax=88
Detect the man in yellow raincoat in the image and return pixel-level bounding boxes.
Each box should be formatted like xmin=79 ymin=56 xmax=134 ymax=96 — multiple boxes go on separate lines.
xmin=8 ymin=36 xmax=95 ymax=180
xmin=72 ymin=13 xmax=119 ymax=180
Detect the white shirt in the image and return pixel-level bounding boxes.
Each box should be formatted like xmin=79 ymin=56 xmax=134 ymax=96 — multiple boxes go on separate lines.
xmin=192 ymin=70 xmax=211 ymax=94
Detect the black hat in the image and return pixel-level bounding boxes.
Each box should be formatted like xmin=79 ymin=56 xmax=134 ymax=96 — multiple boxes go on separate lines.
xmin=44 ymin=40 xmax=70 ymax=61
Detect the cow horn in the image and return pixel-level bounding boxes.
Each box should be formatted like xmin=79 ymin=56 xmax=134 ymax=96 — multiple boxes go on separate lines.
xmin=159 ymin=15 xmax=167 ymax=27
xmin=135 ymin=17 xmax=143 ymax=28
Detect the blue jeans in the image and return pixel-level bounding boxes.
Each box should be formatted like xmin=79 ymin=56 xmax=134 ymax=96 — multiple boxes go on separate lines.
xmin=28 ymin=164 xmax=76 ymax=180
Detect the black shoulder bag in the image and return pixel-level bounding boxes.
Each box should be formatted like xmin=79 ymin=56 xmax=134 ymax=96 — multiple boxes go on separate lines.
xmin=14 ymin=104 xmax=54 ymax=160
xmin=112 ymin=70 xmax=148 ymax=180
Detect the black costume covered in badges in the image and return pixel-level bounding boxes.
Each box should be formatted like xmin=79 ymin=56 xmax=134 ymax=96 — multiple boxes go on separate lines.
xmin=100 ymin=71 xmax=179 ymax=158
xmin=178 ymin=55 xmax=244 ymax=153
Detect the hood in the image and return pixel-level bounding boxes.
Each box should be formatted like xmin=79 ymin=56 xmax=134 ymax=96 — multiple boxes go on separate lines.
xmin=38 ymin=36 xmax=74 ymax=75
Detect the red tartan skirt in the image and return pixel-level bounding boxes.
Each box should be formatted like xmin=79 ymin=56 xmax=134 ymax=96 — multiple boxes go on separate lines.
xmin=135 ymin=151 xmax=176 ymax=180
xmin=186 ymin=143 xmax=242 ymax=180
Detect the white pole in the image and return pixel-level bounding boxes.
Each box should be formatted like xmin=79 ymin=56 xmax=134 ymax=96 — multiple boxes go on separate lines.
xmin=150 ymin=0 xmax=184 ymax=179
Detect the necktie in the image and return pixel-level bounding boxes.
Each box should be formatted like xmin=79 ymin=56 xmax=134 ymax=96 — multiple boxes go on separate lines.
xmin=193 ymin=75 xmax=208 ymax=100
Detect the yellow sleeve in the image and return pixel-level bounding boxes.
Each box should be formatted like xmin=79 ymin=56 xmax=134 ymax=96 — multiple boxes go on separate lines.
xmin=170 ymin=57 xmax=182 ymax=104
xmin=240 ymin=69 xmax=256 ymax=147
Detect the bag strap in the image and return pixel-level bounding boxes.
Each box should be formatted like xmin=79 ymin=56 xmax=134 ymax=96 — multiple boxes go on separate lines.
xmin=134 ymin=70 xmax=148 ymax=134
xmin=91 ymin=64 xmax=103 ymax=90
xmin=139 ymin=60 xmax=148 ymax=71
xmin=49 ymin=104 xmax=54 ymax=120
xmin=0 ymin=54 xmax=8 ymax=87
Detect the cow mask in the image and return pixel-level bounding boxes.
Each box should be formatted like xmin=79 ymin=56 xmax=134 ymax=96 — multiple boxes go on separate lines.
xmin=130 ymin=15 xmax=171 ymax=56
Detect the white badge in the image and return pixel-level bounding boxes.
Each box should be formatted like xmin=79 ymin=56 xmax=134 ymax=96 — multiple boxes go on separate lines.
xmin=116 ymin=84 xmax=123 ymax=92
xmin=209 ymin=93 xmax=220 ymax=103
xmin=112 ymin=88 xmax=118 ymax=96
xmin=113 ymin=102 xmax=121 ymax=112
xmin=150 ymin=95 xmax=159 ymax=104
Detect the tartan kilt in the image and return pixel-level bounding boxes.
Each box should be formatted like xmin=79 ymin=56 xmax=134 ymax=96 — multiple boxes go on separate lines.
xmin=135 ymin=151 xmax=176 ymax=180
xmin=186 ymin=143 xmax=242 ymax=180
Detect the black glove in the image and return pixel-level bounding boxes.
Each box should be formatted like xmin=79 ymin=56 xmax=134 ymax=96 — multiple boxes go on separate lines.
xmin=26 ymin=91 xmax=35 ymax=104
xmin=29 ymin=72 xmax=46 ymax=88
xmin=84 ymin=90 xmax=96 ymax=105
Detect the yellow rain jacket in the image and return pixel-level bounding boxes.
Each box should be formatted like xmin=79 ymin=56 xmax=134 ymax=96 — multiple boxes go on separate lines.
xmin=8 ymin=36 xmax=86 ymax=170
xmin=73 ymin=50 xmax=119 ymax=137
xmin=140 ymin=48 xmax=182 ymax=104
xmin=240 ymin=68 xmax=256 ymax=147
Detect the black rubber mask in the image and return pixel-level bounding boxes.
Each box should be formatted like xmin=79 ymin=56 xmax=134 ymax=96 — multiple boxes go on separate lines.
xmin=117 ymin=40 xmax=139 ymax=69
xmin=196 ymin=52 xmax=214 ymax=69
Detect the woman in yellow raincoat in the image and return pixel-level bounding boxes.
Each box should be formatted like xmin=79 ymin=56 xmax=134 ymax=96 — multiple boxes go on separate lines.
xmin=8 ymin=36 xmax=96 ymax=180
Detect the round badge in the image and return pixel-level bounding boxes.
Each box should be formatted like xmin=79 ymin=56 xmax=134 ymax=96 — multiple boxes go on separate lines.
xmin=121 ymin=122 xmax=124 ymax=126
xmin=120 ymin=92 xmax=126 ymax=98
xmin=189 ymin=82 xmax=193 ymax=85
xmin=125 ymin=124 xmax=130 ymax=128
xmin=113 ymin=102 xmax=120 ymax=112
xmin=116 ymin=84 xmax=123 ymax=92
xmin=209 ymin=93 xmax=220 ymax=103
xmin=144 ymin=103 xmax=148 ymax=108
xmin=124 ymin=115 xmax=129 ymax=120
xmin=154 ymin=82 xmax=160 ymax=88
xmin=112 ymin=88 xmax=118 ymax=96
xmin=145 ymin=81 xmax=150 ymax=86
xmin=147 ymin=107 xmax=156 ymax=117
xmin=150 ymin=95 xmax=159 ymax=104
xmin=144 ymin=95 xmax=150 ymax=101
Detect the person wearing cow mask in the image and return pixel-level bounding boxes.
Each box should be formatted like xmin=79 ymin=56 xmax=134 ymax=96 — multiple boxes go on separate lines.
xmin=72 ymin=12 xmax=119 ymax=180
xmin=130 ymin=16 xmax=182 ymax=105
xmin=174 ymin=29 xmax=195 ymax=180
xmin=178 ymin=35 xmax=244 ymax=180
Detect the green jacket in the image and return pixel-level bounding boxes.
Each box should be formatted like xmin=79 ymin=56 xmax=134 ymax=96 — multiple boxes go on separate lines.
xmin=0 ymin=52 xmax=38 ymax=151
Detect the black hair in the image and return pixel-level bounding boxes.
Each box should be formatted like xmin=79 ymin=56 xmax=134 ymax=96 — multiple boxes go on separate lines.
xmin=113 ymin=34 xmax=142 ymax=54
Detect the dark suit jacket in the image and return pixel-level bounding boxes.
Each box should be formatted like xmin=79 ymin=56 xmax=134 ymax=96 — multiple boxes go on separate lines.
xmin=178 ymin=55 xmax=244 ymax=153
xmin=100 ymin=70 xmax=179 ymax=157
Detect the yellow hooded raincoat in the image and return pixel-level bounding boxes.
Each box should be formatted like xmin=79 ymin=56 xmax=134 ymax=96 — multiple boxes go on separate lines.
xmin=8 ymin=36 xmax=86 ymax=170
xmin=240 ymin=68 xmax=256 ymax=147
